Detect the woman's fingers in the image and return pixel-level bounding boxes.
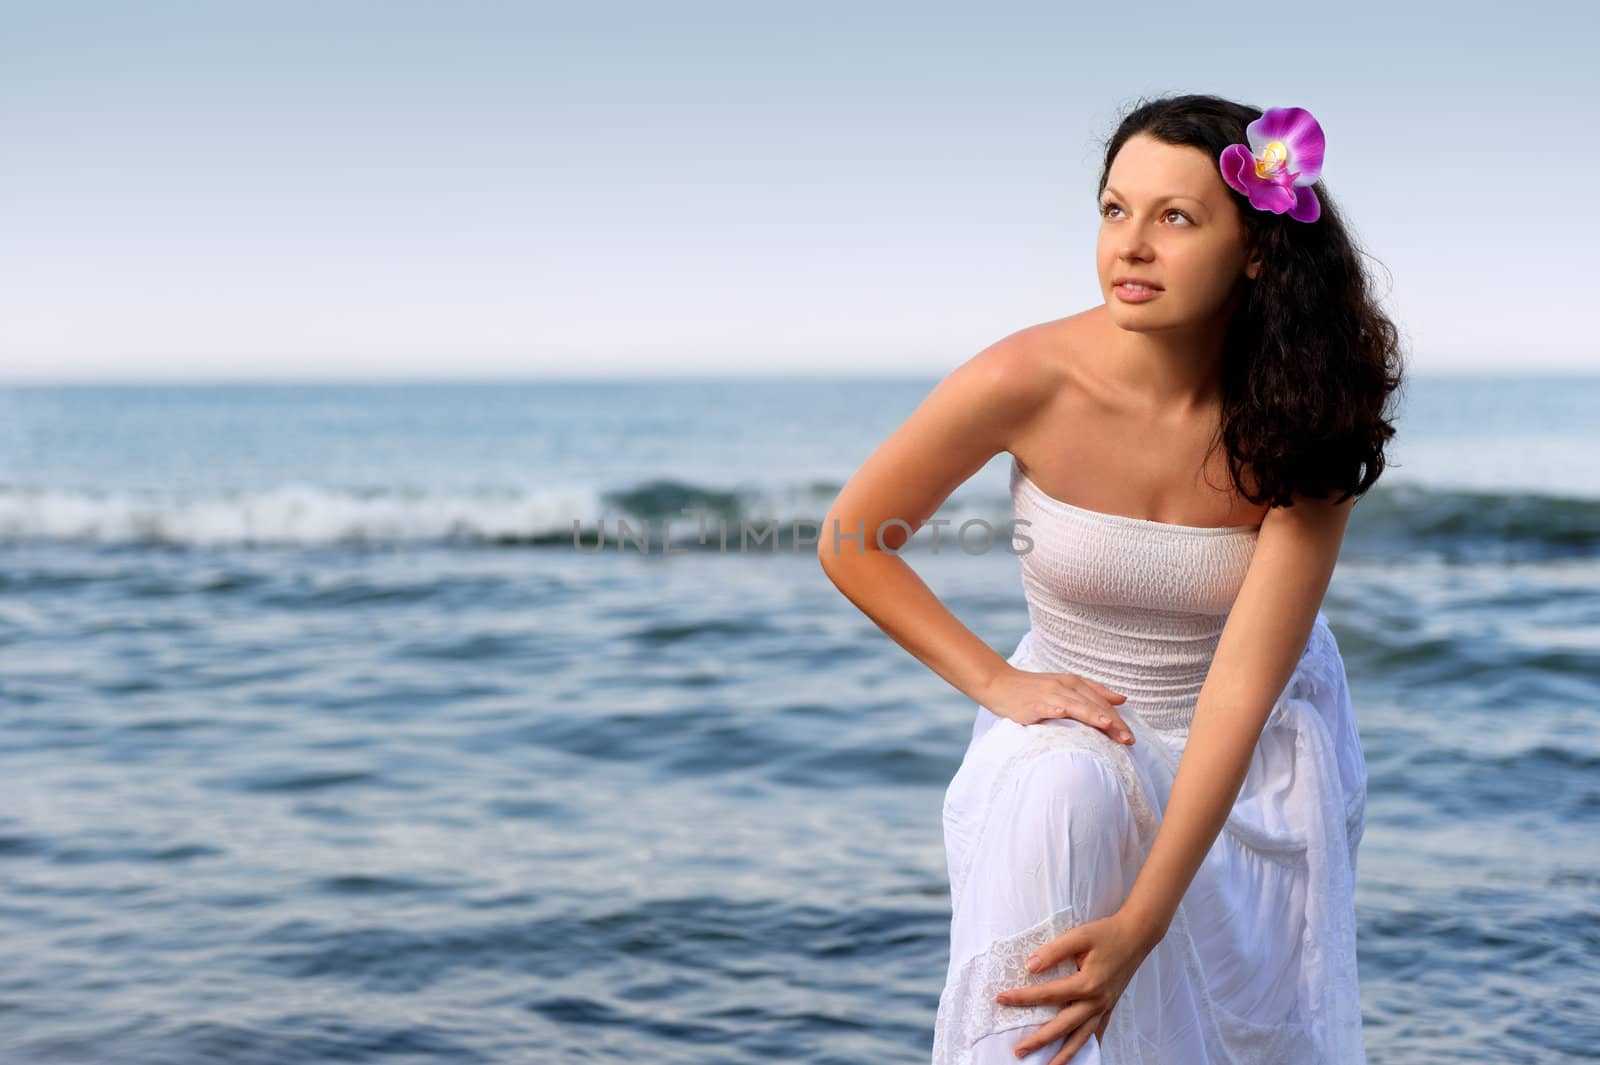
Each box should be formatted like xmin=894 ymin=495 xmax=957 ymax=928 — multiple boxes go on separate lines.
xmin=1048 ymin=1014 xmax=1102 ymax=1065
xmin=1052 ymin=679 xmax=1134 ymax=745
xmin=1062 ymin=675 xmax=1125 ymax=716
xmin=1044 ymin=702 xmax=1134 ymax=745
xmin=1008 ymin=1002 xmax=1102 ymax=1062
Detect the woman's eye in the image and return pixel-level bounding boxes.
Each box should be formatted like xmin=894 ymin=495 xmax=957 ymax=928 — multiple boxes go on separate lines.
xmin=1099 ymin=203 xmax=1190 ymax=224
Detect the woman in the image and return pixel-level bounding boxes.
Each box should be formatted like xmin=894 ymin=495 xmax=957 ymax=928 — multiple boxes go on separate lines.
xmin=818 ymin=95 xmax=1403 ymax=1064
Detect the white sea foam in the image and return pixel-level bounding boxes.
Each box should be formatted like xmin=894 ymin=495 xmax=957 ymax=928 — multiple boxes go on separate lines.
xmin=0 ymin=481 xmax=1006 ymax=548
xmin=0 ymin=484 xmax=607 ymax=547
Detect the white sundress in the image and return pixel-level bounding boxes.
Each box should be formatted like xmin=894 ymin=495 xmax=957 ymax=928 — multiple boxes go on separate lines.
xmin=933 ymin=457 xmax=1369 ymax=1064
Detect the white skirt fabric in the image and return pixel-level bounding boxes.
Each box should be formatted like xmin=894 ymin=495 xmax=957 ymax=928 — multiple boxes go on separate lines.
xmin=933 ymin=613 xmax=1368 ymax=1064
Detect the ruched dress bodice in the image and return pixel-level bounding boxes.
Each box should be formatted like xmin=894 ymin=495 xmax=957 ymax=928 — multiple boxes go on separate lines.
xmin=1008 ymin=456 xmax=1261 ymax=732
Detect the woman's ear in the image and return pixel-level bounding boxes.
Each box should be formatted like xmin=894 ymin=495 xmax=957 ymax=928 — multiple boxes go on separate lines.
xmin=1243 ymin=239 xmax=1262 ymax=281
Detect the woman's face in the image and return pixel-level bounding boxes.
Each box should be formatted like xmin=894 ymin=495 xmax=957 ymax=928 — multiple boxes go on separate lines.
xmin=1096 ymin=133 xmax=1258 ymax=332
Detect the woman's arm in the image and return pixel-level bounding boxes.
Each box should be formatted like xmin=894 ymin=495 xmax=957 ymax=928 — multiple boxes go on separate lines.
xmin=817 ymin=333 xmax=1047 ymax=706
xmin=1119 ymin=490 xmax=1356 ymax=947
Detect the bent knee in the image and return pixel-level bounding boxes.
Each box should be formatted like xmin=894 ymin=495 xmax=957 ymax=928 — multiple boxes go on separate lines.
xmin=1012 ymin=745 xmax=1133 ymax=845
xmin=988 ymin=744 xmax=1135 ymax=915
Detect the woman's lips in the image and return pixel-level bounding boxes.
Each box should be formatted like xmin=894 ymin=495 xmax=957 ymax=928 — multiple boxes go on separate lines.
xmin=1113 ymin=283 xmax=1162 ymax=303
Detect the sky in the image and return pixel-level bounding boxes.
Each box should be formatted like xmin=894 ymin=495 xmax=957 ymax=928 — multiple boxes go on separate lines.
xmin=1 ymin=0 xmax=1595 ymax=382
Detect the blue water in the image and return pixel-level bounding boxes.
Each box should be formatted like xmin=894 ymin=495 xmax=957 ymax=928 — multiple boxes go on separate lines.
xmin=1 ymin=376 xmax=1597 ymax=1063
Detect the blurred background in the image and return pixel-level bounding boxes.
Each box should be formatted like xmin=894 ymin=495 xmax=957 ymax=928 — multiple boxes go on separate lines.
xmin=2 ymin=3 xmax=1596 ymax=1064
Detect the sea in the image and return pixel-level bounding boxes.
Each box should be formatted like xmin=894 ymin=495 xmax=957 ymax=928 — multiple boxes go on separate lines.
xmin=1 ymin=375 xmax=1595 ymax=1064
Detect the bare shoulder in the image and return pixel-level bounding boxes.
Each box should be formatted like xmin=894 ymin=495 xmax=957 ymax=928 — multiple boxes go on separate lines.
xmin=955 ymin=311 xmax=1092 ymax=445
xmin=818 ymin=313 xmax=1094 ymax=558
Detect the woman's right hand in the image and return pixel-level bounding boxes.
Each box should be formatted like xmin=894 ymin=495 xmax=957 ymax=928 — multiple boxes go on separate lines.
xmin=977 ymin=666 xmax=1136 ymax=745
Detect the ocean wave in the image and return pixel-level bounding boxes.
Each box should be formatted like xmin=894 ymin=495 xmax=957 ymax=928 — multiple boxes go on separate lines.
xmin=0 ymin=479 xmax=1594 ymax=554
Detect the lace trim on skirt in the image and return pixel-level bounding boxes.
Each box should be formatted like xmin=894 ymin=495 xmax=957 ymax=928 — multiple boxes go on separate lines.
xmin=931 ymin=904 xmax=1080 ymax=1065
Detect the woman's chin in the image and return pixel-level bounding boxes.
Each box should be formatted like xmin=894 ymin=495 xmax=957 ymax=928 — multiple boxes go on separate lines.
xmin=1105 ymin=302 xmax=1166 ymax=330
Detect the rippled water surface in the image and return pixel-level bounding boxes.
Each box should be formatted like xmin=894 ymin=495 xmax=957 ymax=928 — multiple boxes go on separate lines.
xmin=2 ymin=377 xmax=1596 ymax=1063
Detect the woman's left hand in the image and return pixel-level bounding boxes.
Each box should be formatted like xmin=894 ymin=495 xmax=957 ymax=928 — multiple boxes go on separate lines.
xmin=993 ymin=907 xmax=1163 ymax=1063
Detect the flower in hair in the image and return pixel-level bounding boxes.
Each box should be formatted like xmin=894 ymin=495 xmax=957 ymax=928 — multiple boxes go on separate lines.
xmin=1218 ymin=106 xmax=1325 ymax=222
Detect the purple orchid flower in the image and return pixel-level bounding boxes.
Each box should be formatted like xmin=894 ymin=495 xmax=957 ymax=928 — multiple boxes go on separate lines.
xmin=1218 ymin=106 xmax=1325 ymax=223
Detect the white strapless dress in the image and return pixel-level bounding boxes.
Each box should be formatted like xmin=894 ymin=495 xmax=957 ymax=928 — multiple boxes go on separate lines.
xmin=933 ymin=457 xmax=1368 ymax=1064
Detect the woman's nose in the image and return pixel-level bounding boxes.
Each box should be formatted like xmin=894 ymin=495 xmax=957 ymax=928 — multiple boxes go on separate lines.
xmin=1119 ymin=230 xmax=1153 ymax=261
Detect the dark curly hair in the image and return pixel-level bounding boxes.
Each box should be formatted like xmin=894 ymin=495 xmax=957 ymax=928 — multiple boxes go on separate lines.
xmin=1098 ymin=93 xmax=1405 ymax=508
